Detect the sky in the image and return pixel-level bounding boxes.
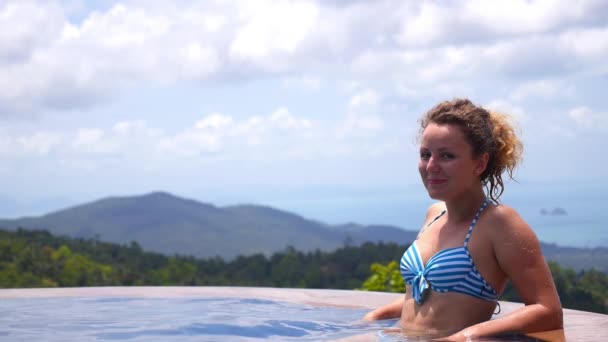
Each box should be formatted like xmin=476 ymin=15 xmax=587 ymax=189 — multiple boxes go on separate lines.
xmin=1 ymin=0 xmax=607 ymax=222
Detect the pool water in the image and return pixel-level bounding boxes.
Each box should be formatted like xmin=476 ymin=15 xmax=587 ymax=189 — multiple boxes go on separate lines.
xmin=1 ymin=295 xmax=553 ymax=341
xmin=1 ymin=296 xmax=398 ymax=341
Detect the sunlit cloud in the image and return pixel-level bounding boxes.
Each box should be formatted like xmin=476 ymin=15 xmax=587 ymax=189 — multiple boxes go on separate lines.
xmin=569 ymin=106 xmax=608 ymax=130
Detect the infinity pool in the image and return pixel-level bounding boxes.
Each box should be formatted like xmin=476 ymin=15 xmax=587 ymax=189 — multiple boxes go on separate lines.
xmin=0 ymin=287 xmax=606 ymax=341
xmin=1 ymin=296 xmax=396 ymax=341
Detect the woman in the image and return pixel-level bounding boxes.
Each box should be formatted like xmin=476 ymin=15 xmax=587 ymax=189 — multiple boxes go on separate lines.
xmin=363 ymin=99 xmax=563 ymax=340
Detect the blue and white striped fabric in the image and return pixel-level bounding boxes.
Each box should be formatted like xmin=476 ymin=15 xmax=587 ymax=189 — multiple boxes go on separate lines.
xmin=400 ymin=199 xmax=499 ymax=304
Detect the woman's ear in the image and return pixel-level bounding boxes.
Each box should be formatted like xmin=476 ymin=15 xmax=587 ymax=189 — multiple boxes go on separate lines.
xmin=475 ymin=152 xmax=489 ymax=176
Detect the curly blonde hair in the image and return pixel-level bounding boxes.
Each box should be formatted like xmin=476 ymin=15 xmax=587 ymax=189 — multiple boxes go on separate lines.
xmin=419 ymin=98 xmax=523 ymax=202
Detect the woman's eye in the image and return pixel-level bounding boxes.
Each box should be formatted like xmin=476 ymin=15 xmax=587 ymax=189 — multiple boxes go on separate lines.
xmin=420 ymin=152 xmax=431 ymax=159
xmin=441 ymin=153 xmax=455 ymax=160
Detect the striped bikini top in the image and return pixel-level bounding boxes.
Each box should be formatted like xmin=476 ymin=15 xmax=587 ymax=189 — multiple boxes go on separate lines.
xmin=400 ymin=199 xmax=499 ymax=305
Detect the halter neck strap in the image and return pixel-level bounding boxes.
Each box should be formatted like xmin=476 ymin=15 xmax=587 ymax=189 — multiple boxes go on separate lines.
xmin=464 ymin=199 xmax=490 ymax=247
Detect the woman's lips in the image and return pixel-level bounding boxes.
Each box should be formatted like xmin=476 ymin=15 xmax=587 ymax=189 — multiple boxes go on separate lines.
xmin=427 ymin=179 xmax=447 ymax=185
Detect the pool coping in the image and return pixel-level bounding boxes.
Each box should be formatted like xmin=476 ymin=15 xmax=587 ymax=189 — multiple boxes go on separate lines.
xmin=1 ymin=286 xmax=607 ymax=340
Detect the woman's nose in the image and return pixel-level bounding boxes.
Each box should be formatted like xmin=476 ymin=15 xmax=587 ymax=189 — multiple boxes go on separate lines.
xmin=426 ymin=156 xmax=440 ymax=172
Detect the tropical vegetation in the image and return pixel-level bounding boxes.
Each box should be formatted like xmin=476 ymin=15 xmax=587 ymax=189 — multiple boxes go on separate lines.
xmin=1 ymin=228 xmax=606 ymax=314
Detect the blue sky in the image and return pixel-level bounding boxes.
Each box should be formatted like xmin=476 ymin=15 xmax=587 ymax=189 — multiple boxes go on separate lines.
xmin=1 ymin=0 xmax=607 ymax=222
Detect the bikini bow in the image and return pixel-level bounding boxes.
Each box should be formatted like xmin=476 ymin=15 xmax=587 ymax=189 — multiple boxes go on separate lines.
xmin=412 ymin=270 xmax=430 ymax=304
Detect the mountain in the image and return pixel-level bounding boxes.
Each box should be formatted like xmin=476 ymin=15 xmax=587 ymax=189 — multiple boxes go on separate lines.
xmin=0 ymin=192 xmax=418 ymax=260
xmin=1 ymin=191 xmax=604 ymax=271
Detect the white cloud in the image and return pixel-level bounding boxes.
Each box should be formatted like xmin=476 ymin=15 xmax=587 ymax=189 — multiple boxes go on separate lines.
xmin=229 ymin=0 xmax=319 ymax=69
xmin=485 ymin=99 xmax=527 ymax=126
xmin=2 ymin=0 xmax=608 ymax=119
xmin=123 ymin=105 xmax=396 ymax=161
xmin=195 ymin=114 xmax=234 ymax=130
xmin=396 ymin=0 xmax=608 ymax=47
xmin=72 ymin=128 xmax=119 ymax=155
xmin=569 ymin=106 xmax=608 ymax=129
xmin=0 ymin=2 xmax=224 ymax=116
xmin=270 ymin=107 xmax=313 ymax=130
xmin=112 ymin=120 xmax=161 ymax=137
xmin=463 ymin=0 xmax=605 ymax=35
xmin=559 ymin=26 xmax=608 ymax=61
xmin=0 ymin=126 xmax=64 ymax=158
xmin=337 ymin=111 xmax=385 ymax=143
xmin=81 ymin=5 xmax=170 ymax=48
xmin=74 ymin=128 xmax=104 ymax=146
xmin=19 ymin=132 xmax=63 ymax=156
xmin=157 ymin=108 xmax=317 ymax=158
xmin=159 ymin=114 xmax=233 ymax=157
xmin=0 ymin=2 xmax=64 ymax=62
xmin=509 ymin=79 xmax=575 ymax=101
xmin=349 ymin=89 xmax=379 ymax=108
xmin=396 ymin=2 xmax=445 ymax=47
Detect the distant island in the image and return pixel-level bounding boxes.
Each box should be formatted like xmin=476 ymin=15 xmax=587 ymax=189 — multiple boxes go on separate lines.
xmin=540 ymin=207 xmax=568 ymax=216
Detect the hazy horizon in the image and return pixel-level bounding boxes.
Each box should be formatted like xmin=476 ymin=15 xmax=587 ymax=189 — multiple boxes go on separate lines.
xmin=2 ymin=178 xmax=606 ymax=248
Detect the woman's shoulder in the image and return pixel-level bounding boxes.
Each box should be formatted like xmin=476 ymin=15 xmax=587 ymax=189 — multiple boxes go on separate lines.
xmin=485 ymin=202 xmax=520 ymax=221
xmin=484 ymin=203 xmax=537 ymax=240
xmin=424 ymin=201 xmax=446 ymax=221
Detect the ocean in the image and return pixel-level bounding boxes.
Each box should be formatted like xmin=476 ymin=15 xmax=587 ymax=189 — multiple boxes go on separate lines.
xmin=268 ymin=181 xmax=608 ymax=249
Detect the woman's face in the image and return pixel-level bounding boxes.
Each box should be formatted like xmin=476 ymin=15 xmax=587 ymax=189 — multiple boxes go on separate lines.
xmin=418 ymin=123 xmax=486 ymax=201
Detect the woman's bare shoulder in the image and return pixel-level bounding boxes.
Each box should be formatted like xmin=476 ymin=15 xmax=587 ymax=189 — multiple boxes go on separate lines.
xmin=485 ymin=203 xmax=538 ymax=242
xmin=425 ymin=201 xmax=446 ymax=221
xmin=486 ymin=203 xmax=519 ymax=220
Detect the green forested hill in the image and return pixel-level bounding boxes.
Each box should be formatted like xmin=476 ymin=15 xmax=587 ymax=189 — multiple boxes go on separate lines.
xmin=1 ymin=228 xmax=606 ymax=314
xmin=0 ymin=192 xmax=418 ymax=260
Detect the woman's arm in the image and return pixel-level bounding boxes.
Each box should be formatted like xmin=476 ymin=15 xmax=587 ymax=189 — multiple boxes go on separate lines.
xmin=447 ymin=205 xmax=563 ymax=340
xmin=363 ymin=295 xmax=404 ymax=321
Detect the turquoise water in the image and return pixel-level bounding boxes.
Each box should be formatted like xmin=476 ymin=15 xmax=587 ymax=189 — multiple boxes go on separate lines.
xmin=0 ymin=296 xmax=544 ymax=341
